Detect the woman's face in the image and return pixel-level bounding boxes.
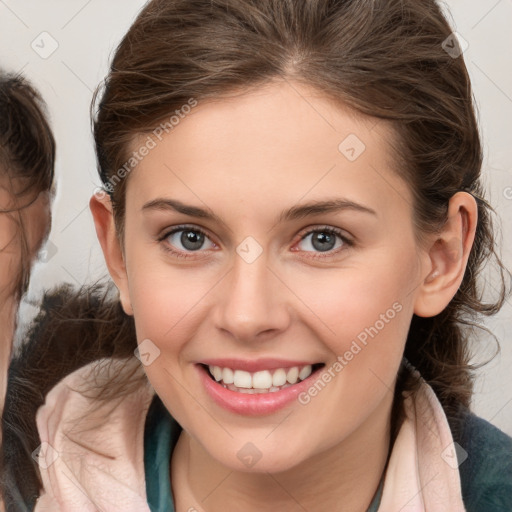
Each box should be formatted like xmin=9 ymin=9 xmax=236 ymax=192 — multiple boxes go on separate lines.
xmin=0 ymin=179 xmax=51 ymax=301
xmin=116 ymin=81 xmax=431 ymax=472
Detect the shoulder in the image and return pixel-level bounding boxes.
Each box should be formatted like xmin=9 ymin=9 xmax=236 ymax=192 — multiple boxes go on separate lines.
xmin=32 ymin=359 xmax=153 ymax=512
xmin=452 ymin=409 xmax=512 ymax=511
xmin=1 ymin=283 xmax=136 ymax=511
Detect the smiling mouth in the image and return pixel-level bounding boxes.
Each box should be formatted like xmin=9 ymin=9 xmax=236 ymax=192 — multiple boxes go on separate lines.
xmin=200 ymin=363 xmax=325 ymax=394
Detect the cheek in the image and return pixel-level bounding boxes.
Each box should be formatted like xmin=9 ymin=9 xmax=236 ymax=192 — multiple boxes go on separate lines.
xmin=287 ymin=250 xmax=419 ymax=414
xmin=0 ymin=215 xmax=17 ymax=251
xmin=0 ymin=253 xmax=17 ymax=293
xmin=293 ymin=254 xmax=416 ymax=347
xmin=0 ymin=217 xmax=20 ymax=293
xmin=125 ymin=243 xmax=215 ymax=350
xmin=126 ymin=260 xmax=212 ymax=427
xmin=23 ymin=199 xmax=51 ymax=257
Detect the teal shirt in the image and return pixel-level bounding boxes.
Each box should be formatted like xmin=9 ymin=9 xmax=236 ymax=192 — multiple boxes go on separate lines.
xmin=143 ymin=396 xmax=512 ymax=512
xmin=143 ymin=396 xmax=380 ymax=512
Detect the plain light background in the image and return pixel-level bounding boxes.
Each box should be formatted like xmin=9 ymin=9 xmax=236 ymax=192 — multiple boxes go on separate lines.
xmin=0 ymin=0 xmax=511 ymax=435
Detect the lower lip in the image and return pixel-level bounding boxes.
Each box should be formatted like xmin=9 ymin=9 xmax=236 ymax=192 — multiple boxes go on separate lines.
xmin=197 ymin=364 xmax=321 ymax=416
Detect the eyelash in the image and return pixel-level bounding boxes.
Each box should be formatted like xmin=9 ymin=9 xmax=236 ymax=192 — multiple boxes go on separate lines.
xmin=158 ymin=225 xmax=214 ymax=260
xmin=157 ymin=224 xmax=354 ymax=260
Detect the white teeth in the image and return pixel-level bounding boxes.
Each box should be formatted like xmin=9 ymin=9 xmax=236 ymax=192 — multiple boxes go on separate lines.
xmin=222 ymin=367 xmax=234 ymax=384
xmin=272 ymin=368 xmax=287 ymax=387
xmin=299 ymin=365 xmax=312 ymax=381
xmin=286 ymin=366 xmax=299 ymax=384
xmin=209 ymin=365 xmax=223 ymax=381
xmin=252 ymin=370 xmax=273 ymax=390
xmin=207 ymin=363 xmax=317 ymax=392
xmin=233 ymin=370 xmax=252 ymax=388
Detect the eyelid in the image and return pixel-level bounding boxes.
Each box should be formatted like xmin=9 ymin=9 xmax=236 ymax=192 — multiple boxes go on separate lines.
xmin=158 ymin=224 xmax=214 ymax=242
xmin=292 ymin=225 xmax=354 ymax=258
xmin=158 ymin=224 xmax=217 ymax=259
xmin=296 ymin=224 xmax=353 ymax=241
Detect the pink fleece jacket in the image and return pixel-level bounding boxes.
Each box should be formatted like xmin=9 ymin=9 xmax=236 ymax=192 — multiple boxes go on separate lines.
xmin=33 ymin=359 xmax=466 ymax=511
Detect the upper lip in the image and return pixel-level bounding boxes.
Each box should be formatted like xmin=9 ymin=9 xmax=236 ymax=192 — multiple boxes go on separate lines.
xmin=199 ymin=358 xmax=320 ymax=373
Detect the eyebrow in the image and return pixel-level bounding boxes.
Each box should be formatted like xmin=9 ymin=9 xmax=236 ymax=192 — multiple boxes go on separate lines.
xmin=142 ymin=198 xmax=377 ymax=223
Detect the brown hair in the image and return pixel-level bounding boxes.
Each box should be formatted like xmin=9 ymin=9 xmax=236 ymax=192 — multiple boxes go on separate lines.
xmin=0 ymin=71 xmax=55 ymax=298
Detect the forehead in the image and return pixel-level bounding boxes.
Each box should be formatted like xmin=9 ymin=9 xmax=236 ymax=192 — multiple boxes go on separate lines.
xmin=125 ymin=80 xmax=413 ymax=225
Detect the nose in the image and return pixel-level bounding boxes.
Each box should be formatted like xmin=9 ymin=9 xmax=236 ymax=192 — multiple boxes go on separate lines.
xmin=213 ymin=250 xmax=291 ymax=344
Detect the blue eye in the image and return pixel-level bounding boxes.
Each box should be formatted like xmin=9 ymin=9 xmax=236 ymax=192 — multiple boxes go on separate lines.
xmin=296 ymin=227 xmax=353 ymax=256
xmin=159 ymin=226 xmax=216 ymax=258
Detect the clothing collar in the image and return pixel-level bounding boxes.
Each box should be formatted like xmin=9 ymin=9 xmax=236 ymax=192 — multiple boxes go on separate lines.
xmin=34 ymin=358 xmax=465 ymax=511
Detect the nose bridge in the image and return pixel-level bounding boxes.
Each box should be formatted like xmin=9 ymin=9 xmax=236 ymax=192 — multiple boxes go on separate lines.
xmin=215 ymin=246 xmax=289 ymax=341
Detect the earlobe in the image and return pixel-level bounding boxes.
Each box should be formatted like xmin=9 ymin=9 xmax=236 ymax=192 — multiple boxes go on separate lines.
xmin=414 ymin=191 xmax=478 ymax=318
xmin=89 ymin=192 xmax=133 ymax=316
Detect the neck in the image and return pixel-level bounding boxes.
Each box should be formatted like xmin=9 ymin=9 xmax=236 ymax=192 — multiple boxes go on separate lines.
xmin=172 ymin=390 xmax=394 ymax=512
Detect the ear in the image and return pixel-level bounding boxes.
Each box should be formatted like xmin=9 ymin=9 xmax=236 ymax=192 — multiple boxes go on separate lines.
xmin=89 ymin=192 xmax=133 ymax=316
xmin=414 ymin=191 xmax=478 ymax=317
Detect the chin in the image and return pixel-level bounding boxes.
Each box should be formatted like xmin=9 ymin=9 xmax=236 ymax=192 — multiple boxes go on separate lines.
xmin=207 ymin=437 xmax=314 ymax=475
